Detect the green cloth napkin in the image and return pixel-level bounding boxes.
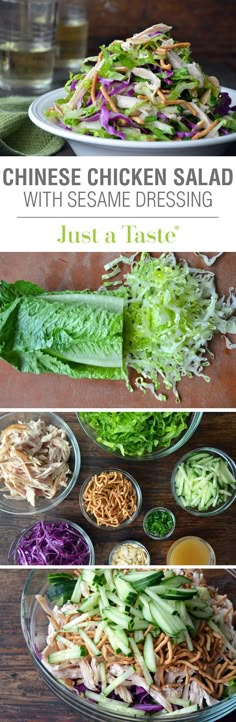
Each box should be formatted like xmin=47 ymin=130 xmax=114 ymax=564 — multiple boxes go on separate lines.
xmin=0 ymin=96 xmax=65 ymax=155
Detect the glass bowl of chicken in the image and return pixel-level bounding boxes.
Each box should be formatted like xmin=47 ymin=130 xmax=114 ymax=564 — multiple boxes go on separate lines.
xmin=0 ymin=412 xmax=81 ymax=515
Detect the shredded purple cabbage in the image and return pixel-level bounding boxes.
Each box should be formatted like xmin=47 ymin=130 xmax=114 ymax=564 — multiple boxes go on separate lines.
xmin=14 ymin=520 xmax=91 ymax=566
xmin=214 ymin=92 xmax=232 ymax=116
xmin=100 ymin=104 xmax=126 ymax=138
xmin=134 ymin=704 xmax=163 ymax=711
xmin=58 ymin=121 xmax=72 ymax=131
xmin=70 ymin=79 xmax=78 ymax=91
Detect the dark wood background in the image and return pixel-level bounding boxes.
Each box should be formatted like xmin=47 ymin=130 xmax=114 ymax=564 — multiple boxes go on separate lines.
xmin=86 ymin=0 xmax=236 ymax=87
xmin=1 ymin=411 xmax=236 ymax=566
xmin=0 ymin=568 xmax=236 ymax=721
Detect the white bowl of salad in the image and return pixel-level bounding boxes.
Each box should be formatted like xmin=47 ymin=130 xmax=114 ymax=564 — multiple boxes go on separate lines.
xmin=22 ymin=567 xmax=236 ymax=720
xmin=29 ymin=23 xmax=236 ymax=156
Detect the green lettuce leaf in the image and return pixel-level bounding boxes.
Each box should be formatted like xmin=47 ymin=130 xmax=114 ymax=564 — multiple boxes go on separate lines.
xmin=0 ymin=284 xmax=126 ymax=381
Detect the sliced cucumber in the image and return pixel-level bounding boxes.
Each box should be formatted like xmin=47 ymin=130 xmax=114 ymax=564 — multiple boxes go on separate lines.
xmin=114 ymin=576 xmax=137 ymax=605
xmin=48 ymin=645 xmax=87 ymax=664
xmin=120 ymin=570 xmax=164 ymax=591
xmin=71 ymin=577 xmax=82 ymax=604
xmin=103 ymin=606 xmax=132 ymax=629
xmin=143 ymin=632 xmax=157 ymax=673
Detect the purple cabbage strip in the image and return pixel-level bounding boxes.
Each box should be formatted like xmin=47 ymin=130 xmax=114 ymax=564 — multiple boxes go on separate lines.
xmin=58 ymin=121 xmax=72 ymax=131
xmin=134 ymin=704 xmax=163 ymax=711
xmin=148 ymin=31 xmax=162 ymax=38
xmin=70 ymin=79 xmax=78 ymax=91
xmin=214 ymin=91 xmax=232 ymax=116
xmin=176 ymin=130 xmax=196 ymax=138
xmin=15 ymin=521 xmax=90 ymax=566
xmin=100 ymin=106 xmax=126 ymax=139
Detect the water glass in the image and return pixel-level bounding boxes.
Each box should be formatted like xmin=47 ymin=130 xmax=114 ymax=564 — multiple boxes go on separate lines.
xmin=0 ymin=0 xmax=58 ymax=92
xmin=56 ymin=0 xmax=88 ymax=79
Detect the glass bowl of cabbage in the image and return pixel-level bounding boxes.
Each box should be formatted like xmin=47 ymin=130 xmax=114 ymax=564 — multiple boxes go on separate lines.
xmin=78 ymin=412 xmax=203 ymax=461
xmin=9 ymin=518 xmax=95 ymax=566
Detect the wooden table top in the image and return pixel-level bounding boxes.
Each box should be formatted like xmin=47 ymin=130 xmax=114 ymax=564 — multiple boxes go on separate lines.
xmin=0 ymin=252 xmax=235 ymax=409
xmin=0 ymin=568 xmax=236 ymax=722
xmin=1 ymin=411 xmax=235 ymax=566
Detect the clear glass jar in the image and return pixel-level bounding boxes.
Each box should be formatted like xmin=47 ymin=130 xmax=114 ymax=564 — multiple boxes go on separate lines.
xmin=0 ymin=412 xmax=81 ymax=516
xmin=55 ymin=0 xmax=88 ymax=79
xmin=0 ymin=0 xmax=57 ymax=91
xmin=21 ymin=568 xmax=236 ymax=721
xmin=78 ymin=412 xmax=203 ymax=461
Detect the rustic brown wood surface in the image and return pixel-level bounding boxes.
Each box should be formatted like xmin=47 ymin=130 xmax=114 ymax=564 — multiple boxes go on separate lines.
xmin=0 ymin=253 xmax=235 ymax=409
xmin=0 ymin=568 xmax=236 ymax=721
xmin=86 ymin=0 xmax=236 ymax=63
xmin=1 ymin=411 xmax=235 ymax=566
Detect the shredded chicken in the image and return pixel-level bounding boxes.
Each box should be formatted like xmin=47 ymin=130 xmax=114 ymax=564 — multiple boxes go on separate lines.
xmin=0 ymin=419 xmax=71 ymax=505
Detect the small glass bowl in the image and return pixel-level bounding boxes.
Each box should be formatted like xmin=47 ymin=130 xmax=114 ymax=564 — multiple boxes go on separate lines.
xmin=78 ymin=412 xmax=203 ymax=461
xmin=171 ymin=446 xmax=236 ymax=517
xmin=166 ymin=537 xmax=216 ymax=566
xmin=8 ymin=518 xmax=95 ymax=566
xmin=79 ymin=468 xmax=142 ymax=530
xmin=0 ymin=412 xmax=81 ymax=516
xmin=143 ymin=506 xmax=176 ymax=540
xmin=109 ymin=540 xmax=150 ymax=566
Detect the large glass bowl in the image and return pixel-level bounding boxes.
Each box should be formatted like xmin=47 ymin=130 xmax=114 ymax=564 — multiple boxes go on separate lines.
xmin=21 ymin=567 xmax=236 ymax=722
xmin=0 ymin=412 xmax=81 ymax=515
xmin=78 ymin=412 xmax=203 ymax=461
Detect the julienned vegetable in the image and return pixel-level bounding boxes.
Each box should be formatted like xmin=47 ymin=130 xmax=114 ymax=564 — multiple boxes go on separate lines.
xmin=174 ymin=450 xmax=236 ymax=512
xmin=13 ymin=520 xmax=91 ymax=565
xmin=0 ymin=253 xmax=235 ymax=402
xmin=79 ymin=411 xmax=190 ymax=456
xmin=143 ymin=508 xmax=175 ymax=538
xmin=46 ymin=23 xmax=236 ymax=142
xmin=36 ymin=568 xmax=236 ymax=716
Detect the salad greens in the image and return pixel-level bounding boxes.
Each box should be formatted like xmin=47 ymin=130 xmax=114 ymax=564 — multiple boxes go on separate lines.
xmin=117 ymin=252 xmax=236 ymax=401
xmin=79 ymin=411 xmax=190 ymax=456
xmin=0 ymin=253 xmax=235 ymax=401
xmin=0 ymin=282 xmax=126 ymax=382
xmin=37 ymin=568 xmax=236 ymax=716
xmin=46 ymin=23 xmax=236 ymax=142
xmin=174 ymin=450 xmax=236 ymax=512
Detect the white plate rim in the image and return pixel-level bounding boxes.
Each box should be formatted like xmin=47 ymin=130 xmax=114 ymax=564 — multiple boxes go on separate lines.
xmin=29 ymin=85 xmax=236 ymax=149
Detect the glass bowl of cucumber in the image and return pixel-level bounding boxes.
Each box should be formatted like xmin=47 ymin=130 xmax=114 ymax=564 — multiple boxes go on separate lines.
xmin=171 ymin=446 xmax=236 ymax=517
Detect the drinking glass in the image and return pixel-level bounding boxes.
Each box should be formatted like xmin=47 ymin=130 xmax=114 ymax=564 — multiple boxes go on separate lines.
xmin=56 ymin=0 xmax=88 ymax=79
xmin=0 ymin=0 xmax=58 ymax=92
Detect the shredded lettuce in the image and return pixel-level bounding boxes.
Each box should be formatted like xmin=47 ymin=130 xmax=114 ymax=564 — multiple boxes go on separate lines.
xmin=79 ymin=411 xmax=190 ymax=457
xmin=109 ymin=253 xmax=236 ymax=401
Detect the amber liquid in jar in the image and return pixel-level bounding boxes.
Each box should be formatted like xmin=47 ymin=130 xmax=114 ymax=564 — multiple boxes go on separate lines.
xmin=167 ymin=536 xmax=216 ymax=565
